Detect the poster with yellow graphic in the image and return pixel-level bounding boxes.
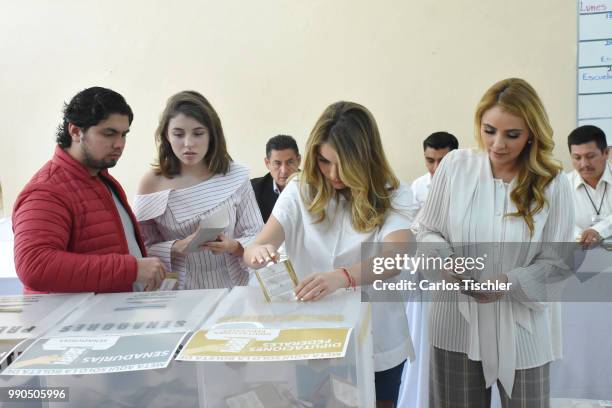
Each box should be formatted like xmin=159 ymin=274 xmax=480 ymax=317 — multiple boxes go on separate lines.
xmin=1 ymin=332 xmax=187 ymax=376
xmin=177 ymin=327 xmax=352 ymax=362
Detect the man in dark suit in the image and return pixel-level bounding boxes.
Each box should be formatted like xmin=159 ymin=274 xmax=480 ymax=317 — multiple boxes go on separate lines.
xmin=251 ymin=135 xmax=300 ymax=222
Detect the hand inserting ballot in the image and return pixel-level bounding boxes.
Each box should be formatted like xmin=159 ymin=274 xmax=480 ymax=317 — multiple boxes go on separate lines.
xmin=246 ymin=244 xmax=280 ymax=267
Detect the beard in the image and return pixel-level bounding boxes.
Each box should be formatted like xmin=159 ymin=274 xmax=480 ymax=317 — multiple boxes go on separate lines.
xmin=81 ymin=144 xmax=120 ymax=170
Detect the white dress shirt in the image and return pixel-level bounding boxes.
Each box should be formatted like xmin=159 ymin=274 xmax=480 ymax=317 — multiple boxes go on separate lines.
xmin=400 ymin=171 xmax=433 ymax=407
xmin=272 ymin=179 xmax=281 ymax=195
xmin=411 ymin=172 xmax=432 ymax=211
xmin=567 ymin=162 xmax=612 ymax=240
xmin=416 ymin=149 xmax=574 ymax=395
xmin=273 ymin=178 xmax=418 ymax=371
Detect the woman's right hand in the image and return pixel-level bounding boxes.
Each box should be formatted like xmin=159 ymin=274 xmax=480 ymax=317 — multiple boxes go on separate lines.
xmin=244 ymin=244 xmax=279 ymax=268
xmin=171 ymin=231 xmax=198 ymax=257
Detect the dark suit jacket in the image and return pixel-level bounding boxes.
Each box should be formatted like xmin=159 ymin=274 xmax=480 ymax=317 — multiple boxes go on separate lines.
xmin=250 ymin=173 xmax=279 ymax=223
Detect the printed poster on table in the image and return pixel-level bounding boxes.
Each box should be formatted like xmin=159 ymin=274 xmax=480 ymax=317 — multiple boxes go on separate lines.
xmin=1 ymin=331 xmax=187 ymax=376
xmin=0 ymin=293 xmax=93 ymax=340
xmin=46 ymin=289 xmax=226 ymax=337
xmin=177 ymin=327 xmax=352 ymax=362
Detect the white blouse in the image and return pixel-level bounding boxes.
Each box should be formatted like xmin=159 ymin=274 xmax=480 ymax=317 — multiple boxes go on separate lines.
xmin=416 ymin=149 xmax=574 ymax=395
xmin=567 ymin=162 xmax=612 ymax=240
xmin=133 ymin=163 xmax=263 ymax=290
xmin=272 ymin=178 xmax=419 ymax=372
xmin=410 ymin=172 xmax=432 ymax=212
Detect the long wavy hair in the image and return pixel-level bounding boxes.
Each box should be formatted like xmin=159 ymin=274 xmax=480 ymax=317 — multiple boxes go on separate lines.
xmin=475 ymin=78 xmax=561 ymax=236
xmin=300 ymin=101 xmax=399 ymax=233
xmin=153 ymin=91 xmax=231 ymax=177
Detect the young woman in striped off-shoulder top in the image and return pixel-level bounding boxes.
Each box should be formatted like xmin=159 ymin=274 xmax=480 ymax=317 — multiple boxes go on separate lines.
xmin=134 ymin=91 xmax=263 ymax=290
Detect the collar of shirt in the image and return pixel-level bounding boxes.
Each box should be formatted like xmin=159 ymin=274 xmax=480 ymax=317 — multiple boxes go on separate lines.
xmin=272 ymin=179 xmax=281 ymax=195
xmin=570 ymin=162 xmax=612 ymax=191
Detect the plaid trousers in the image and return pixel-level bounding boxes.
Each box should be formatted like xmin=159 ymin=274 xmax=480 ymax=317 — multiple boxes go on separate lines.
xmin=429 ymin=347 xmax=550 ymax=408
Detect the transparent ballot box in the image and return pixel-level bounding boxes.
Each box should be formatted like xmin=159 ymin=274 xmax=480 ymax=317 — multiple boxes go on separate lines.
xmin=179 ymin=286 xmax=375 ymax=408
xmin=0 ymin=287 xmax=374 ymax=407
xmin=1 ymin=290 xmax=227 ymax=408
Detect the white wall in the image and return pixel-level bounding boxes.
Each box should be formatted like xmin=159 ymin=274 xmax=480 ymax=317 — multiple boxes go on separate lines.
xmin=0 ymin=0 xmax=577 ymax=214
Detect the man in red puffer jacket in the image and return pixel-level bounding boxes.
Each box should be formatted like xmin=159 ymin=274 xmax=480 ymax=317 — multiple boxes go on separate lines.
xmin=13 ymin=87 xmax=167 ymax=294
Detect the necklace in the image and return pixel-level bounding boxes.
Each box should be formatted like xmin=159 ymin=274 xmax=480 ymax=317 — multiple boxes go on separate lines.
xmin=582 ymin=183 xmax=607 ymax=216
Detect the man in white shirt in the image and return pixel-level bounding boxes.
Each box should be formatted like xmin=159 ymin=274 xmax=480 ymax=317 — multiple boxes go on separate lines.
xmin=399 ymin=131 xmax=457 ymax=408
xmin=411 ymin=131 xmax=458 ymax=211
xmin=567 ymin=125 xmax=611 ymax=246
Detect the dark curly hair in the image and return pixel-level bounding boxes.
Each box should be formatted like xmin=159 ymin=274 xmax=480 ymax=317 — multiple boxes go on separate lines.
xmin=56 ymin=87 xmax=134 ymax=148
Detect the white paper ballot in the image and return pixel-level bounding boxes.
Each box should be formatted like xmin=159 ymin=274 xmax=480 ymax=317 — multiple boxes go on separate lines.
xmin=133 ymin=274 xmax=178 ymax=292
xmin=159 ymin=272 xmax=179 ymax=291
xmin=185 ymin=209 xmax=229 ymax=253
xmin=254 ymin=260 xmax=299 ymax=302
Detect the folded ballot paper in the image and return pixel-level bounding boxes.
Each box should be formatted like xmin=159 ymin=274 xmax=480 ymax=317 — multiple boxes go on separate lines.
xmin=254 ymin=260 xmax=299 ymax=302
xmin=185 ymin=208 xmax=229 ymax=253
xmin=159 ymin=272 xmax=179 ymax=291
xmin=132 ymin=272 xmax=179 ymax=292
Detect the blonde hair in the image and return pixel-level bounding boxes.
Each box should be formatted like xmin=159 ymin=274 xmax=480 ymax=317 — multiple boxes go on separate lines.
xmin=300 ymin=101 xmax=399 ymax=232
xmin=475 ymin=78 xmax=561 ymax=236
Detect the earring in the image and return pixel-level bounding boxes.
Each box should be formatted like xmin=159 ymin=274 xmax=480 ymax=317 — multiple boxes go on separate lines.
xmin=528 ymin=140 xmax=532 ymax=144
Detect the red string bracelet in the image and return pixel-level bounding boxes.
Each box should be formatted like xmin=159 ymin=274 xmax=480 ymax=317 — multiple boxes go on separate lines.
xmin=340 ymin=267 xmax=356 ymax=291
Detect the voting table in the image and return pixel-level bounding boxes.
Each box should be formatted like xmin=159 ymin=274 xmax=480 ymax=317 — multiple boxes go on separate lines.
xmin=0 ymin=287 xmax=374 ymax=407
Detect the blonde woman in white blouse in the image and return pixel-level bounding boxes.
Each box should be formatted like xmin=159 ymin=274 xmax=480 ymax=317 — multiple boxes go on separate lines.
xmin=245 ymin=101 xmax=417 ymax=408
xmin=134 ymin=91 xmax=263 ymax=290
xmin=417 ymin=78 xmax=574 ymax=407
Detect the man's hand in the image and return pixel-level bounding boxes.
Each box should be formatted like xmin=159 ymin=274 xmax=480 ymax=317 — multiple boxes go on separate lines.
xmin=578 ymin=228 xmax=602 ymax=249
xmin=135 ymin=257 xmax=167 ymax=291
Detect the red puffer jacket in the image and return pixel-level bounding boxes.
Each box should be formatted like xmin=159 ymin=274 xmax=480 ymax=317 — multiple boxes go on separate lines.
xmin=12 ymin=146 xmax=146 ymax=294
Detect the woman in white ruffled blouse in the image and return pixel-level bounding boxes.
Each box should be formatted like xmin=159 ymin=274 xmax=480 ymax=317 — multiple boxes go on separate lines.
xmin=134 ymin=91 xmax=263 ymax=290
xmin=417 ymin=78 xmax=574 ymax=407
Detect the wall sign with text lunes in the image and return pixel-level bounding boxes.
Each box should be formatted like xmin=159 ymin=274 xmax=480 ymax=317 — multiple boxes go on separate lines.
xmin=578 ymin=0 xmax=612 ymax=143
